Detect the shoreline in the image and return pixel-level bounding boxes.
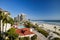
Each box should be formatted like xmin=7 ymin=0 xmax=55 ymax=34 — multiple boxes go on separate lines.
xmin=32 ymin=21 xmax=60 ymax=34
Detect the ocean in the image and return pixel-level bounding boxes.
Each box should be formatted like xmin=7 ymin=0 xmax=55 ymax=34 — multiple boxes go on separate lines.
xmin=31 ymin=20 xmax=60 ymax=26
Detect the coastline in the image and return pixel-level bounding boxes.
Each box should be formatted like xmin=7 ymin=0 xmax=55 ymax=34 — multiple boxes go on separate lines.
xmin=31 ymin=21 xmax=60 ymax=34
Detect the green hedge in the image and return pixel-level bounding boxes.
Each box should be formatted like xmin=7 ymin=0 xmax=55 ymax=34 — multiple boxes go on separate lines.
xmin=19 ymin=37 xmax=24 ymax=40
xmin=31 ymin=34 xmax=37 ymax=40
xmin=37 ymin=27 xmax=49 ymax=37
xmin=33 ymin=26 xmax=49 ymax=37
xmin=24 ymin=37 xmax=30 ymax=40
xmin=19 ymin=37 xmax=30 ymax=40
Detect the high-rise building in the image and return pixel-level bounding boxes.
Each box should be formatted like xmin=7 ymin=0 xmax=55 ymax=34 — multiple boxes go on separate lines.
xmin=20 ymin=13 xmax=26 ymax=21
xmin=14 ymin=13 xmax=26 ymax=23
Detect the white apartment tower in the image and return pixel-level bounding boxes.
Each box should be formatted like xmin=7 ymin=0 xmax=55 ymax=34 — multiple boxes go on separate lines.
xmin=14 ymin=13 xmax=26 ymax=22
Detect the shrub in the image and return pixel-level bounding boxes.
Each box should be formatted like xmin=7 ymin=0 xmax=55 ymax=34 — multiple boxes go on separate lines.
xmin=6 ymin=28 xmax=19 ymax=40
xmin=31 ymin=34 xmax=37 ymax=40
xmin=52 ymin=37 xmax=60 ymax=40
xmin=24 ymin=21 xmax=33 ymax=28
xmin=34 ymin=26 xmax=49 ymax=37
xmin=24 ymin=37 xmax=30 ymax=40
xmin=19 ymin=37 xmax=30 ymax=40
xmin=19 ymin=37 xmax=24 ymax=40
xmin=37 ymin=27 xmax=49 ymax=37
xmin=0 ymin=33 xmax=5 ymax=40
xmin=53 ymin=32 xmax=60 ymax=36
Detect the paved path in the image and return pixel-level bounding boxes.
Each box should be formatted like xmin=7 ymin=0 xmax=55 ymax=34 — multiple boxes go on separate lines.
xmin=32 ymin=28 xmax=48 ymax=40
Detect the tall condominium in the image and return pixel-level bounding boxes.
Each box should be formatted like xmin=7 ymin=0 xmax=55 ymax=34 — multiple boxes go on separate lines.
xmin=14 ymin=13 xmax=26 ymax=22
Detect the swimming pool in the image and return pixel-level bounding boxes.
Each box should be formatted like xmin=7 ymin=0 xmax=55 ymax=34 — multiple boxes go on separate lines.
xmin=18 ymin=25 xmax=25 ymax=28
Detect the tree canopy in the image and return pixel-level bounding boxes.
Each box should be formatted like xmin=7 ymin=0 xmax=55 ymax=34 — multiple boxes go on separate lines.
xmin=6 ymin=28 xmax=18 ymax=40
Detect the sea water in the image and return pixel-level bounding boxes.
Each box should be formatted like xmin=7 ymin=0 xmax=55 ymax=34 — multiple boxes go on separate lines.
xmin=31 ymin=20 xmax=60 ymax=26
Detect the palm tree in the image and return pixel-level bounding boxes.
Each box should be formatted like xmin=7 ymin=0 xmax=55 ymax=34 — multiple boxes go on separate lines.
xmin=0 ymin=9 xmax=14 ymax=40
xmin=0 ymin=10 xmax=4 ymax=33
xmin=3 ymin=11 xmax=14 ymax=32
xmin=35 ymin=23 xmax=38 ymax=27
xmin=0 ymin=9 xmax=14 ymax=32
xmin=3 ymin=16 xmax=9 ymax=32
xmin=54 ymin=26 xmax=57 ymax=32
xmin=59 ymin=29 xmax=60 ymax=31
xmin=8 ymin=17 xmax=14 ymax=26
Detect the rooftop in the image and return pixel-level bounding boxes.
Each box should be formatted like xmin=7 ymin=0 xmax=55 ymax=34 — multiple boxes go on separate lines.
xmin=16 ymin=28 xmax=34 ymax=36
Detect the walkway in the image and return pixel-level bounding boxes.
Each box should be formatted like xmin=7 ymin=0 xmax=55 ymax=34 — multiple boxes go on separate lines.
xmin=32 ymin=28 xmax=48 ymax=40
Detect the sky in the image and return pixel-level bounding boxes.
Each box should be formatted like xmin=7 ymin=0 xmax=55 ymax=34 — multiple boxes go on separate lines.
xmin=0 ymin=0 xmax=60 ymax=20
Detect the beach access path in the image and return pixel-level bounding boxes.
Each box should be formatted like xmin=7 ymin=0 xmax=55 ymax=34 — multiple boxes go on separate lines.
xmin=32 ymin=28 xmax=49 ymax=40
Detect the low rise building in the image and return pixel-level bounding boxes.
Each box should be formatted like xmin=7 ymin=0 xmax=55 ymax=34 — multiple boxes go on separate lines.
xmin=16 ymin=28 xmax=35 ymax=38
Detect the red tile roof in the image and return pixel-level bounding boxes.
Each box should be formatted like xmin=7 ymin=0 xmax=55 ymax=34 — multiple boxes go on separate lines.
xmin=16 ymin=28 xmax=34 ymax=36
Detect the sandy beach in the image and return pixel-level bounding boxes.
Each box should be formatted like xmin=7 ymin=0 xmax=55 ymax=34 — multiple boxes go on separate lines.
xmin=32 ymin=22 xmax=60 ymax=34
xmin=39 ymin=24 xmax=60 ymax=33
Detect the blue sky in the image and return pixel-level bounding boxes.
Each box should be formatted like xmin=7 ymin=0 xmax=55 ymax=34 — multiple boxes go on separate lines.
xmin=0 ymin=0 xmax=60 ymax=20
